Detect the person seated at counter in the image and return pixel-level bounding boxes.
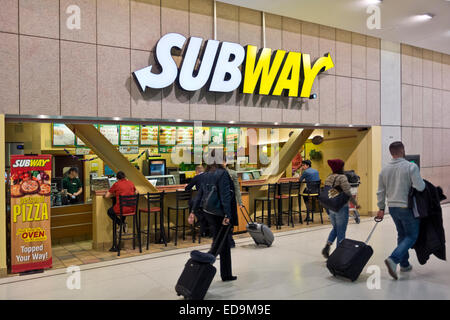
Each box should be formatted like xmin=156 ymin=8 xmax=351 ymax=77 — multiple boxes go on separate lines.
xmin=63 ymin=167 xmax=83 ymax=204
xmin=103 ymin=171 xmax=137 ymax=252
xmin=298 ymin=160 xmax=321 ymax=208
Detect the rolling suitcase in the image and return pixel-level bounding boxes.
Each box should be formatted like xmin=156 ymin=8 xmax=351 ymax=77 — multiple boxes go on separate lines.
xmin=175 ymin=224 xmax=232 ymax=300
xmin=326 ymin=217 xmax=382 ymax=282
xmin=241 ymin=206 xmax=274 ymax=247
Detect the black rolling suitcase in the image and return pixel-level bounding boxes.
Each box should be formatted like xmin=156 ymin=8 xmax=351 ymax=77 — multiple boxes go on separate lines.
xmin=175 ymin=224 xmax=232 ymax=300
xmin=241 ymin=206 xmax=274 ymax=247
xmin=326 ymin=217 xmax=382 ymax=282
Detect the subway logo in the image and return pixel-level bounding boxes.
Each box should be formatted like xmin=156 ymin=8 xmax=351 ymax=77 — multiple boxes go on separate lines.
xmin=133 ymin=33 xmax=334 ymax=98
xmin=12 ymin=159 xmax=50 ymax=168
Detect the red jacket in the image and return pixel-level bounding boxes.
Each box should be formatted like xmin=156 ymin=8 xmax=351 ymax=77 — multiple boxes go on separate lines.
xmin=109 ymin=179 xmax=137 ymax=214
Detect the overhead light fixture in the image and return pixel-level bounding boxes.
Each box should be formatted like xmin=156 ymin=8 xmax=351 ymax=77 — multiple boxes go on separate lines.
xmin=314 ymin=123 xmax=320 ymax=126
xmin=349 ymin=124 xmax=354 ymax=127
xmin=366 ymin=0 xmax=382 ymax=4
xmin=414 ymin=13 xmax=434 ymax=21
xmin=229 ymin=121 xmax=235 ymax=124
xmin=274 ymin=122 xmax=279 ymax=125
xmin=309 ymin=93 xmax=317 ymax=100
xmin=176 ymin=119 xmax=183 ymax=122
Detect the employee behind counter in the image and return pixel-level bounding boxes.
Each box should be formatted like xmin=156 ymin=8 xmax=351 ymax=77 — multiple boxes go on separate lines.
xmin=62 ymin=167 xmax=83 ymax=204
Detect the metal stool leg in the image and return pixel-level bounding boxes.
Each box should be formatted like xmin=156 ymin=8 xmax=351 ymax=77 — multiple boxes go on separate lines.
xmin=182 ymin=209 xmax=186 ymax=241
xmin=118 ymin=214 xmax=123 ymax=256
xmin=132 ymin=215 xmax=136 ymax=250
xmin=175 ymin=209 xmax=179 ymax=246
xmin=160 ymin=210 xmax=167 ymax=246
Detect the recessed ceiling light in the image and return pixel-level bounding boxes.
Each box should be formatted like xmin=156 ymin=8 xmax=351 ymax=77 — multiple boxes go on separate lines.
xmin=176 ymin=119 xmax=183 ymax=122
xmin=314 ymin=123 xmax=320 ymax=126
xmin=366 ymin=0 xmax=382 ymax=4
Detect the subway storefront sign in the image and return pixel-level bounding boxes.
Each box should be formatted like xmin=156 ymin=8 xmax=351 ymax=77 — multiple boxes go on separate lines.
xmin=133 ymin=33 xmax=334 ymax=98
xmin=10 ymin=155 xmax=53 ymax=273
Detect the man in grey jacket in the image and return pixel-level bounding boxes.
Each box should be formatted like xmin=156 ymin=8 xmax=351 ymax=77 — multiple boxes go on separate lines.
xmin=376 ymin=141 xmax=425 ymax=280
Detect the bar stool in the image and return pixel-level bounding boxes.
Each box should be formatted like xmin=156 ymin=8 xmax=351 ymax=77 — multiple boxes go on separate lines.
xmin=300 ymin=181 xmax=324 ymax=225
xmin=115 ymin=194 xmax=141 ymax=257
xmin=138 ymin=191 xmax=166 ymax=250
xmin=167 ymin=190 xmax=192 ymax=246
xmin=253 ymin=183 xmax=277 ymax=227
xmin=276 ymin=182 xmax=291 ymax=229
xmin=287 ymin=181 xmax=302 ymax=226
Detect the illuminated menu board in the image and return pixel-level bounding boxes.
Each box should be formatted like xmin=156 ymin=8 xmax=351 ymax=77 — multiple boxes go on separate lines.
xmin=176 ymin=127 xmax=193 ymax=145
xmin=159 ymin=126 xmax=177 ymax=146
xmin=99 ymin=125 xmax=119 ymax=146
xmin=52 ymin=124 xmax=75 ymax=146
xmin=194 ymin=127 xmax=210 ymax=145
xmin=210 ymin=127 xmax=225 ymax=145
xmin=226 ymin=127 xmax=239 ymax=144
xmin=120 ymin=125 xmax=140 ymax=146
xmin=140 ymin=125 xmax=158 ymax=146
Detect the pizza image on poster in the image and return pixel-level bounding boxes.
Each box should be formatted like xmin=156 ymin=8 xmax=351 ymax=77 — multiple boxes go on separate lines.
xmin=9 ymin=155 xmax=53 ymax=273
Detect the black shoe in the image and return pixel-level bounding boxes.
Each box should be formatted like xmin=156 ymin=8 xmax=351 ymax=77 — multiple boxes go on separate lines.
xmin=322 ymin=245 xmax=330 ymax=259
xmin=222 ymin=276 xmax=237 ymax=282
xmin=109 ymin=246 xmax=118 ymax=252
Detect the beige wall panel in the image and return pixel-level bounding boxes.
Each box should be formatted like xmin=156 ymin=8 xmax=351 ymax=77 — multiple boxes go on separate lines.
xmin=443 ymin=130 xmax=450 ymax=166
xmin=401 ymin=44 xmax=413 ymax=85
xmin=301 ymin=80 xmax=319 ymax=123
xmin=422 ymin=128 xmax=433 ymax=167
xmin=412 ymin=46 xmax=423 ymax=86
xmin=412 ymin=85 xmax=423 ymax=127
xmin=301 ymin=21 xmax=319 ymax=62
xmin=97 ymin=45 xmax=131 ymax=117
xmin=20 ymin=36 xmax=59 ymax=115
xmin=215 ymin=105 xmax=239 ymax=122
xmin=282 ymin=108 xmax=301 ymax=124
xmin=432 ymin=51 xmax=442 ymax=90
xmin=401 ymin=84 xmax=413 ymax=127
xmin=432 ymin=128 xmax=442 ymax=167
xmin=60 ymin=0 xmax=96 ymax=44
xmin=443 ymin=91 xmax=450 ymax=129
xmin=0 ymin=0 xmax=18 ymax=33
xmin=162 ymin=84 xmax=190 ymax=119
xmin=432 ymin=89 xmax=442 ymax=128
xmin=189 ymin=0 xmax=213 ymax=40
xmin=130 ymin=50 xmax=162 ymax=119
xmin=161 ymin=0 xmax=189 ymax=39
xmin=131 ymin=0 xmax=161 ymax=51
xmin=19 ymin=0 xmax=59 ymax=38
xmin=335 ymin=29 xmax=351 ymax=77
xmin=216 ymin=2 xmax=238 ymax=43
xmin=281 ymin=17 xmax=301 ymax=52
xmin=97 ymin=0 xmax=130 ymax=47
xmin=351 ymin=33 xmax=366 ymax=79
xmin=240 ymin=106 xmax=262 ymax=122
xmin=265 ymin=13 xmax=282 ymax=49
xmin=410 ymin=127 xmax=423 ymax=158
xmin=262 ymin=108 xmax=282 ymax=123
xmin=366 ymin=36 xmax=380 ymax=81
xmin=401 ymin=126 xmax=412 ymax=153
xmin=189 ymin=88 xmax=216 ymax=121
xmin=366 ymin=80 xmax=380 ymax=126
xmin=238 ymin=7 xmax=261 ymax=48
xmin=351 ymin=78 xmax=366 ymax=125
xmin=336 ymin=76 xmax=351 ymax=125
xmin=422 ymin=49 xmax=433 ymax=88
xmin=0 ymin=33 xmax=19 ymax=114
xmin=443 ymin=54 xmax=450 ymax=91
xmin=61 ymin=41 xmax=97 ymax=117
xmin=422 ymin=87 xmax=433 ymax=127
xmin=319 ymin=25 xmax=335 ymax=75
xmin=319 ymin=75 xmax=336 ymax=124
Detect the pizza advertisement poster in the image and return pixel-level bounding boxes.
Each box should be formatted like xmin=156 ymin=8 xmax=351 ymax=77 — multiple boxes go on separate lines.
xmin=10 ymin=155 xmax=53 ymax=273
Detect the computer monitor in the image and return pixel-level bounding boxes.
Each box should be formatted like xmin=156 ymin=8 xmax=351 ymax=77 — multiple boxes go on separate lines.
xmin=149 ymin=159 xmax=166 ymax=176
xmin=241 ymin=172 xmax=253 ymax=181
xmin=104 ymin=164 xmax=115 ymax=176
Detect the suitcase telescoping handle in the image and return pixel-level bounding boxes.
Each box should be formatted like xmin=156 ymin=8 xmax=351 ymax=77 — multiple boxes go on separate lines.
xmin=365 ymin=216 xmax=383 ymax=244
xmin=239 ymin=205 xmax=254 ymax=224
xmin=209 ymin=223 xmax=233 ymax=257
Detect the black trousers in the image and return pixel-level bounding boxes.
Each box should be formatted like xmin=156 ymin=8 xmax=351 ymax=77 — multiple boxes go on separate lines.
xmin=204 ymin=214 xmax=233 ymax=279
xmin=107 ymin=207 xmax=126 ymax=225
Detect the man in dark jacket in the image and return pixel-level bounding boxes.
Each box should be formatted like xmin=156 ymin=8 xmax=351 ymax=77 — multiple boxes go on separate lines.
xmin=185 ymin=165 xmax=210 ymax=237
xmin=410 ymin=180 xmax=446 ymax=264
xmin=188 ymin=163 xmax=238 ymax=282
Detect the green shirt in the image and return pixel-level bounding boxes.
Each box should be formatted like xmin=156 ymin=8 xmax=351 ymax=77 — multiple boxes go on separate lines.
xmin=63 ymin=177 xmax=82 ymax=194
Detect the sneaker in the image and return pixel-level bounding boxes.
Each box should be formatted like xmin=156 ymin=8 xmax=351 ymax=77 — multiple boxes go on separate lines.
xmin=400 ymin=265 xmax=413 ymax=272
xmin=322 ymin=244 xmax=330 ymax=259
xmin=384 ymin=258 xmax=398 ymax=280
xmin=222 ymin=276 xmax=237 ymax=282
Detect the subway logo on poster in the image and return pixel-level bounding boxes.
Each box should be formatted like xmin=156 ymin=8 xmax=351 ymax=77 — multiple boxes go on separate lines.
xmin=133 ymin=33 xmax=334 ymax=98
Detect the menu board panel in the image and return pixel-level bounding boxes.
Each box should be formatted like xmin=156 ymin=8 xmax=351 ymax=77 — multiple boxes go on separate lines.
xmin=159 ymin=126 xmax=177 ymax=146
xmin=226 ymin=127 xmax=239 ymax=144
xmin=120 ymin=125 xmax=140 ymax=146
xmin=140 ymin=125 xmax=159 ymax=146
xmin=194 ymin=127 xmax=210 ymax=145
xmin=210 ymin=127 xmax=225 ymax=145
xmin=76 ymin=124 xmax=97 ymax=146
xmin=52 ymin=124 xmax=75 ymax=146
xmin=176 ymin=126 xmax=193 ymax=145
xmin=99 ymin=125 xmax=119 ymax=145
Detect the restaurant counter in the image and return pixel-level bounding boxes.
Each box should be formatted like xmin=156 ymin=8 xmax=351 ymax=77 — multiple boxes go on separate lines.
xmin=50 ymin=202 xmax=93 ymax=244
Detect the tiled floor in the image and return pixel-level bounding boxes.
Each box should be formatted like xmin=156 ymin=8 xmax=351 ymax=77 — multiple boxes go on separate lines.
xmin=49 ymin=212 xmax=334 ymax=271
xmin=2 ymin=207 xmax=447 ymax=300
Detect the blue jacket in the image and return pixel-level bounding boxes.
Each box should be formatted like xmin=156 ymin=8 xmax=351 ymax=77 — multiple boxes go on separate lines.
xmin=299 ymin=168 xmax=320 ymax=183
xmin=192 ymin=168 xmax=238 ymax=226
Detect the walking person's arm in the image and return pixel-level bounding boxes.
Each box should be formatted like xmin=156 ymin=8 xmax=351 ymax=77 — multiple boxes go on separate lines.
xmin=376 ymin=173 xmax=386 ymax=219
xmin=410 ymin=164 xmax=425 ymax=192
xmin=339 ymin=175 xmax=359 ymax=207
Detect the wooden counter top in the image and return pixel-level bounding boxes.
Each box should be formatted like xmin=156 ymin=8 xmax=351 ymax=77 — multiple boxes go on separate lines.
xmin=94 ymin=184 xmax=188 ymax=197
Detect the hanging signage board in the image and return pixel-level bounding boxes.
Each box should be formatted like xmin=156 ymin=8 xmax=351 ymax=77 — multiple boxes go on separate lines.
xmin=9 ymin=155 xmax=53 ymax=273
xmin=120 ymin=125 xmax=140 ymax=146
xmin=52 ymin=124 xmax=75 ymax=147
xmin=194 ymin=127 xmax=210 ymax=145
xmin=210 ymin=127 xmax=225 ymax=145
xmin=159 ymin=126 xmax=177 ymax=146
xmin=99 ymin=125 xmax=120 ymax=146
xmin=119 ymin=146 xmax=139 ymax=154
xmin=176 ymin=126 xmax=193 ymax=146
xmin=140 ymin=125 xmax=159 ymax=146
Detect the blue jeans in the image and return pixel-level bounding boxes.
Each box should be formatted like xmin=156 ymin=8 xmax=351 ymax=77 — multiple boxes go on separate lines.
xmin=388 ymin=207 xmax=420 ymax=267
xmin=327 ymin=205 xmax=349 ymax=244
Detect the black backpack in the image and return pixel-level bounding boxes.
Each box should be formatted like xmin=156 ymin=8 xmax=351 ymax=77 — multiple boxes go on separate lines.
xmin=344 ymin=170 xmax=360 ymax=184
xmin=200 ymin=171 xmax=225 ymax=217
